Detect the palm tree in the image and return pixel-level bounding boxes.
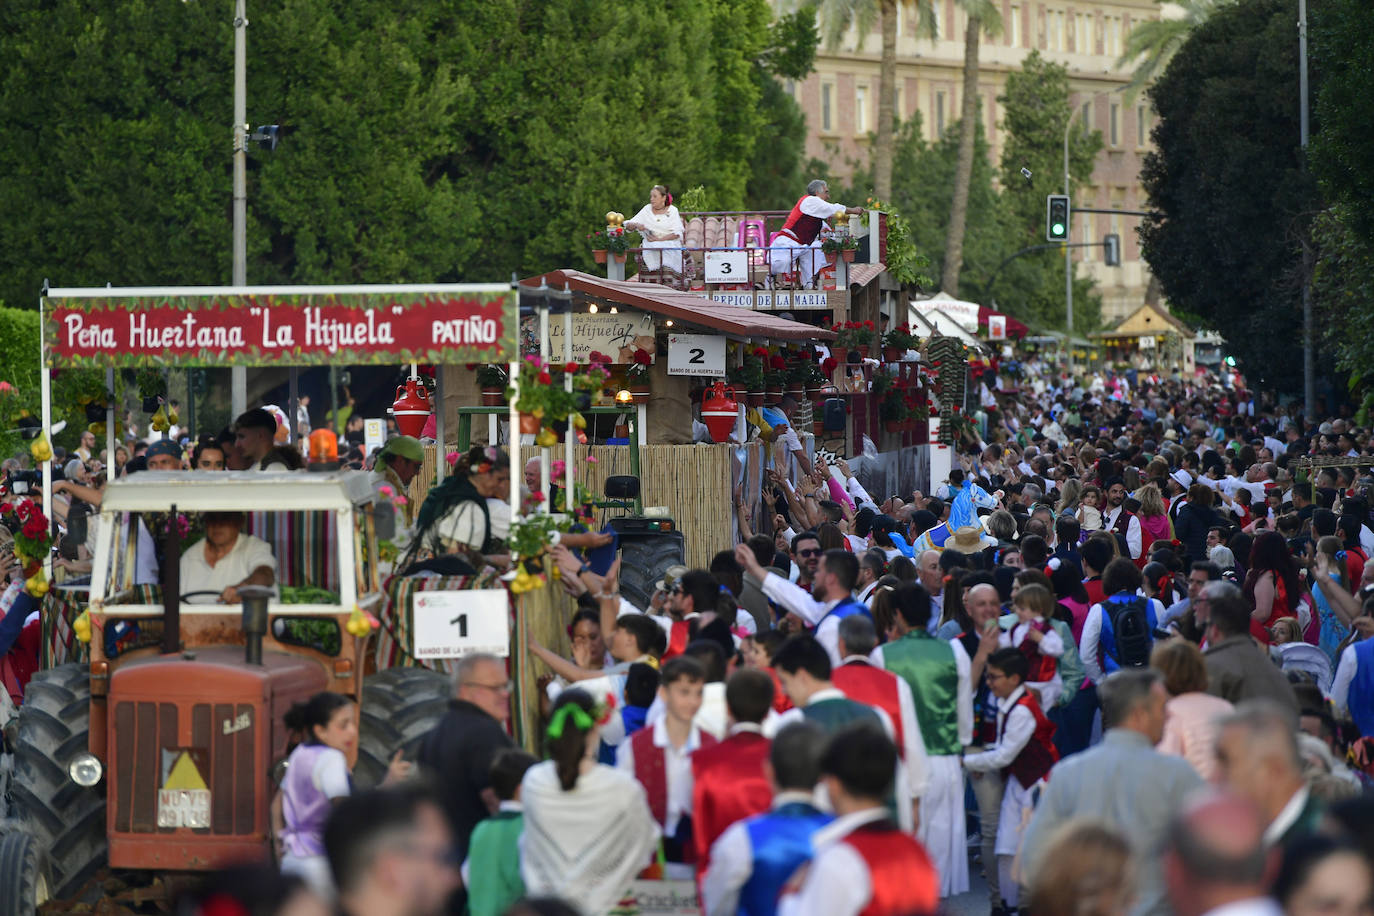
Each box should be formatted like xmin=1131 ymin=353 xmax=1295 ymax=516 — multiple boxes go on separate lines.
xmin=1116 ymin=0 xmax=1235 ymax=101
xmin=940 ymin=0 xmax=1001 ymax=295
xmin=808 ymin=0 xmax=935 ymax=201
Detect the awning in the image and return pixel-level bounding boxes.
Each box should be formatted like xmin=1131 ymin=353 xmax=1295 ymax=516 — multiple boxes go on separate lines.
xmin=519 ymin=269 xmax=834 ymax=342
xmin=910 ymin=292 xmax=1028 ymax=340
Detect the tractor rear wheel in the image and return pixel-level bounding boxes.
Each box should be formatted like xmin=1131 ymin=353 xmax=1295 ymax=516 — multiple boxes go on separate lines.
xmin=0 ymin=831 xmax=51 ymax=916
xmin=616 ymin=531 xmax=687 ymax=611
xmin=355 ymin=666 xmax=451 ymax=788
xmin=6 ymin=663 xmax=106 ymax=902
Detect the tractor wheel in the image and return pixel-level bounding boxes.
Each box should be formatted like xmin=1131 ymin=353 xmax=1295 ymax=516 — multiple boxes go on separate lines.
xmin=6 ymin=663 xmax=106 ymax=901
xmin=617 ymin=531 xmax=686 ymax=611
xmin=0 ymin=831 xmax=51 ymax=916
xmin=355 ymin=666 xmax=451 ymax=788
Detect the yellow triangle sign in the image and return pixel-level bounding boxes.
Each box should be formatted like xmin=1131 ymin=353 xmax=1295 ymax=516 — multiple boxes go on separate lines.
xmin=164 ymin=751 xmax=207 ymax=791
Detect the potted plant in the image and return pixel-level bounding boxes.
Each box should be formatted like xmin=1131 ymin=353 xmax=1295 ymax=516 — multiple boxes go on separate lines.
xmin=588 ymin=229 xmax=610 ymax=264
xmin=476 ymin=364 xmax=508 ymax=406
xmin=882 ymin=323 xmax=918 ymax=362
xmin=728 ymin=354 xmax=765 ymax=407
xmin=509 ymin=357 xmax=581 ymax=435
xmin=785 ymin=363 xmax=809 ymax=398
xmin=136 ymin=368 xmax=166 ymax=413
xmin=879 ymin=386 xmax=906 ymax=433
xmin=821 ymin=232 xmax=860 ymax=263
xmin=763 ymin=354 xmax=787 ymax=401
xmin=850 ymin=320 xmax=878 ymax=357
xmin=603 ymin=227 xmax=643 ymax=264
xmin=626 ymin=348 xmax=653 ymax=402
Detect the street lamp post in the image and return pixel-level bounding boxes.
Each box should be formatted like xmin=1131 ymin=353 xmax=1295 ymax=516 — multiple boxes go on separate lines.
xmin=231 ymin=0 xmax=248 ymax=417
xmin=1062 ymin=106 xmax=1078 ymax=366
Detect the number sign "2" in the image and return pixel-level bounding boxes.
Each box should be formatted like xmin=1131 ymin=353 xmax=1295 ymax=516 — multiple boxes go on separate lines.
xmin=667 ymin=334 xmax=726 ymax=377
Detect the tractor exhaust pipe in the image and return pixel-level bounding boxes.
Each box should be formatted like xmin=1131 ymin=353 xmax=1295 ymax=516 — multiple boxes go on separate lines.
xmin=239 ymin=585 xmax=273 ymax=665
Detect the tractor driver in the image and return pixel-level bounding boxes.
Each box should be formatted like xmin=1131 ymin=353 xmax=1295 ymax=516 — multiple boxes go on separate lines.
xmin=180 ymin=510 xmax=278 ymax=605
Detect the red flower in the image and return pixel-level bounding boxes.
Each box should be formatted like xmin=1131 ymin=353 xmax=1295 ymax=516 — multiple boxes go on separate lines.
xmin=770 ymin=356 xmax=786 ymax=370
xmin=15 ymin=500 xmax=32 ymax=521
xmin=0 ymin=502 xmax=12 ymax=515
xmin=863 ymin=320 xmax=875 ymax=330
xmin=21 ymin=517 xmax=44 ymax=539
xmin=633 ymin=348 xmax=652 ymax=366
xmin=952 ymin=406 xmax=961 ymax=414
xmin=536 ymin=371 xmax=552 ymax=385
xmin=753 ymin=346 xmax=769 ymax=357
xmin=564 ymin=362 xmax=578 ymax=373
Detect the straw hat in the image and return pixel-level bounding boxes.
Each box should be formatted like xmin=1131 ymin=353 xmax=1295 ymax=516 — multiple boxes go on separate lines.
xmin=944 ymin=525 xmax=997 ymax=554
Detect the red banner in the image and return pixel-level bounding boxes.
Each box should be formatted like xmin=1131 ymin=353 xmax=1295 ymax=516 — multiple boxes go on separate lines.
xmin=42 ymin=288 xmax=518 ymax=368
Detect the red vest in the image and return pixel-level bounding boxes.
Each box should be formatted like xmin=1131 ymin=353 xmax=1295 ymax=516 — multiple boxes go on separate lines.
xmin=690 ymin=730 xmax=772 ymax=871
xmin=1015 ymin=621 xmax=1059 ymax=684
xmin=841 ymin=822 xmax=939 ymax=916
xmin=1000 ymin=691 xmax=1059 ymax=790
xmin=780 ymin=195 xmax=826 ymax=245
xmin=1 ymin=618 xmax=39 ymax=706
xmin=631 ymin=725 xmax=718 ymax=854
xmin=831 ymin=662 xmax=905 ymax=757
xmin=663 ymin=619 xmax=693 ymax=661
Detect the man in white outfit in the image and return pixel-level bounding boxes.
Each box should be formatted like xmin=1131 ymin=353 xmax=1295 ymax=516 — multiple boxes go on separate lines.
xmin=768 ymin=179 xmax=863 ymax=288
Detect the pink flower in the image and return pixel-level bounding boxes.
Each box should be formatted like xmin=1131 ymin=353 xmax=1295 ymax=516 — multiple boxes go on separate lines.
xmin=446 ymin=451 xmax=460 ymax=466
xmin=585 ymin=455 xmax=598 ymax=464
xmin=0 ymin=381 xmax=13 ymax=393
xmin=393 ymin=495 xmax=408 ymax=506
xmin=378 ymin=485 xmax=395 ymax=497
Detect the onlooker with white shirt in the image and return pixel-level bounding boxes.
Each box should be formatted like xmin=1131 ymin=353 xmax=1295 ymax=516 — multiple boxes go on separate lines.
xmin=735 ymin=543 xmax=869 ymax=667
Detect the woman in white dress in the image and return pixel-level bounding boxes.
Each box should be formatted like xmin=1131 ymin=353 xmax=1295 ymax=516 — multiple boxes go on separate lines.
xmin=624 ymin=185 xmax=685 ymax=273
xmin=520 ymin=688 xmax=659 ymax=916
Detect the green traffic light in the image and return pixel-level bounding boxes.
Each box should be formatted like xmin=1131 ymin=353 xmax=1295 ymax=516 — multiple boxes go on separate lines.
xmin=1052 ymin=223 xmax=1065 ymax=236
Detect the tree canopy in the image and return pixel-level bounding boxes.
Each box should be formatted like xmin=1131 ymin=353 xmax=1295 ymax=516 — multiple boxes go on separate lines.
xmin=0 ymin=0 xmax=816 ymax=309
xmin=1139 ymin=0 xmax=1319 ymax=393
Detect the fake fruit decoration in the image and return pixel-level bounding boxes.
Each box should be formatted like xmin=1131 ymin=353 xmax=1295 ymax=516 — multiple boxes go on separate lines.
xmin=535 ymin=428 xmax=558 ymax=448
xmin=25 ymin=573 xmax=48 ymax=598
xmin=73 ymin=609 xmax=92 ymax=643
xmin=509 ymin=562 xmax=546 ymax=595
xmin=150 ymin=408 xmax=172 ymax=433
xmin=345 ymin=605 xmax=373 ymax=638
xmin=605 ymin=211 xmax=625 ymax=227
xmin=29 ymin=435 xmax=52 ymax=464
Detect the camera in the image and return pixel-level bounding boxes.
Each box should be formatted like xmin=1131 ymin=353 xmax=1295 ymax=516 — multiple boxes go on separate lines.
xmin=3 ymin=468 xmax=42 ymax=496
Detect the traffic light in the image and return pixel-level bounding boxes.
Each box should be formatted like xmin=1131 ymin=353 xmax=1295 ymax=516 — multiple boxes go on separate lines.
xmin=1103 ymin=233 xmax=1121 ymax=267
xmin=1046 ymin=195 xmax=1070 ymax=242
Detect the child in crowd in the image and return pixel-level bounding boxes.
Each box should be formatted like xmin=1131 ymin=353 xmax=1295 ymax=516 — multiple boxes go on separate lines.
xmin=618 ymin=656 xmax=715 ymax=877
xmin=1002 ymin=583 xmax=1066 ymax=708
xmin=463 ymin=749 xmax=537 ymax=916
xmin=599 ymin=662 xmax=659 ymax=764
xmin=742 ymin=629 xmax=792 ymax=713
xmin=961 ymin=650 xmax=1059 ymax=915
xmin=1077 ymin=486 xmax=1103 ymax=532
xmin=274 ymin=692 xmax=409 ymax=898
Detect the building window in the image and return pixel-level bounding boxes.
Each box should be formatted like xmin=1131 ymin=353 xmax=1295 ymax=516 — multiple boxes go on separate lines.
xmin=894 ymin=85 xmax=904 ymax=122
xmin=930 ymin=8 xmax=939 ymax=40
xmin=1081 ymin=101 xmax=1092 ymax=130
xmin=1074 ymin=12 xmax=1090 ymax=52
xmin=1110 ymin=103 xmax=1119 ymax=147
xmin=1104 ymin=16 xmax=1122 ymax=57
xmin=1009 ymin=5 xmax=1021 ymax=46
xmin=822 ymin=83 xmax=833 ymax=133
xmin=935 ymin=90 xmax=946 ymax=137
xmin=1050 ymin=10 xmax=1067 ymax=51
xmin=1083 ymin=212 xmax=1096 ymax=259
xmin=1136 ymin=105 xmax=1148 ymax=146
xmin=856 ymin=85 xmax=868 ymax=134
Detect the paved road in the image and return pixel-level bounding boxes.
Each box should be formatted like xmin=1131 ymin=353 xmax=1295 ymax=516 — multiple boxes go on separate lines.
xmin=944 ymin=847 xmax=994 ymax=916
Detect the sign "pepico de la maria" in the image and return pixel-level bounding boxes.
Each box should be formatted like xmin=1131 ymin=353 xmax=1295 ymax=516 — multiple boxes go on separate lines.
xmin=41 ymin=284 xmax=518 ymax=368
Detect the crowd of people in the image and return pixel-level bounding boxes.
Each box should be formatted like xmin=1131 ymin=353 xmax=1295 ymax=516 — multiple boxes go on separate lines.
xmin=7 ymin=358 xmax=1374 ymax=916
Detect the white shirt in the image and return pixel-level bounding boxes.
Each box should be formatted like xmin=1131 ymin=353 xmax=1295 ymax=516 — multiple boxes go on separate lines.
xmin=962 ymin=686 xmax=1037 ymax=773
xmin=871 ymin=636 xmax=974 ymax=747
xmin=928 ymin=590 xmax=945 ymax=634
xmin=616 ymin=718 xmax=704 ymax=836
xmin=645 ymin=680 xmax=730 ymax=741
xmin=702 ymin=790 xmax=819 ymax=916
xmin=179 ymin=532 xmax=277 ymax=602
xmin=760 ymin=573 xmax=852 ymax=667
xmin=1101 ymin=505 xmax=1144 ymax=559
xmin=777 ymin=807 xmax=891 ymax=916
xmin=1331 ymin=641 xmax=1362 ymax=714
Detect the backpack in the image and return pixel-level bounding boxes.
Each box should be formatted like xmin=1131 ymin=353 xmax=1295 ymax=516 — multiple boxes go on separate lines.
xmin=1106 ymin=596 xmax=1153 ymax=669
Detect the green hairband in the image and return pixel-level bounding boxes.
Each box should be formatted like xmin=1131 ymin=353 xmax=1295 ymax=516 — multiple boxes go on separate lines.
xmin=546 ymin=703 xmax=594 ymax=740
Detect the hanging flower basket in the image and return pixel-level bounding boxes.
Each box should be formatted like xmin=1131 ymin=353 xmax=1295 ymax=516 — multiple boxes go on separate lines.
xmin=882 ymin=346 xmax=902 ymax=362
xmin=630 ymin=386 xmax=651 ymax=404
xmin=884 ymin=420 xmax=902 ymax=433
xmin=592 ymin=249 xmax=608 ymax=264
xmin=746 ymin=391 xmax=764 ymax=407
xmin=613 ymin=253 xmax=627 ymax=265
xmin=519 ymin=413 xmax=541 ymax=435
xmin=481 ymin=388 xmax=505 ymax=407
xmin=830 ymin=346 xmax=849 ymax=364
xmin=840 ymin=249 xmax=856 ymax=263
